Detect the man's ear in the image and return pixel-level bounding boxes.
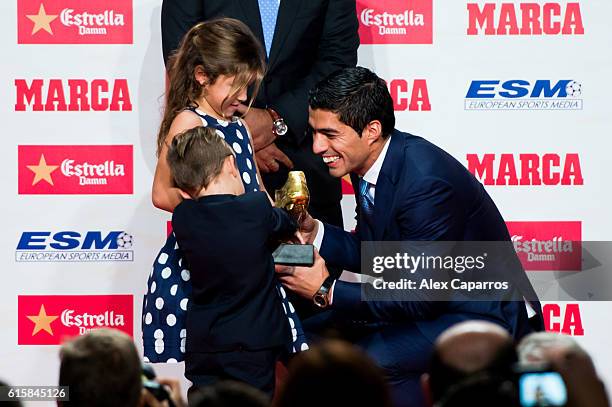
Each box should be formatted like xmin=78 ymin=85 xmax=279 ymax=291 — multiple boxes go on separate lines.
xmin=194 ymin=65 xmax=208 ymax=86
xmin=362 ymin=120 xmax=383 ymax=145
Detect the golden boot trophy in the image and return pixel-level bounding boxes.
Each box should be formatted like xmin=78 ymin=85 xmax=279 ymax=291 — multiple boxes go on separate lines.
xmin=272 ymin=171 xmax=314 ymax=266
xmin=274 ymin=171 xmax=310 ymax=223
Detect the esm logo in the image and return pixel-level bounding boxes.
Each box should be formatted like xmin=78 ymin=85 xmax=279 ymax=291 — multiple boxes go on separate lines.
xmin=465 ymin=79 xmax=582 ymax=110
xmin=16 ymin=230 xmax=134 ymax=262
xmin=467 ymin=2 xmax=584 ymax=35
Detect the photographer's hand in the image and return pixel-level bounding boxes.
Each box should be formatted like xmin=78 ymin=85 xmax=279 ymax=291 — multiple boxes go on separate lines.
xmin=140 ymin=378 xmax=186 ymax=407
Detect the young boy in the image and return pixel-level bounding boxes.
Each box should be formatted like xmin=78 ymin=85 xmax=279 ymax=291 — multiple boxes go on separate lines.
xmin=167 ymin=126 xmax=296 ymax=395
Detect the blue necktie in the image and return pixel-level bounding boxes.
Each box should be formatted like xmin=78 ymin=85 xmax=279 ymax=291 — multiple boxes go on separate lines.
xmin=359 ymin=178 xmax=375 ymax=227
xmin=258 ymin=0 xmax=280 ymax=57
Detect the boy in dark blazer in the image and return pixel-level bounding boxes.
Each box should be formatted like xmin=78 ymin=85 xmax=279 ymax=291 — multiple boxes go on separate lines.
xmin=167 ymin=126 xmax=297 ymax=396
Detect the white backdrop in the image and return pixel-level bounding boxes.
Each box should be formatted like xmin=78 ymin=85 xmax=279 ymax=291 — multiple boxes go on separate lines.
xmin=2 ymin=1 xmax=611 ymax=405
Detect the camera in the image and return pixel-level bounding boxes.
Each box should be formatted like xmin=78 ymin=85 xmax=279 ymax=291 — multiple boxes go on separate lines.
xmin=142 ymin=363 xmax=176 ymax=407
xmin=435 ymin=362 xmax=568 ymax=407
xmin=516 ymin=363 xmax=568 ymax=407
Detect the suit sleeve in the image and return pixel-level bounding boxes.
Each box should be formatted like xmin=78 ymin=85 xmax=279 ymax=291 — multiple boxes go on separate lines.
xmin=331 ymin=178 xmax=462 ymax=322
xmin=161 ymin=0 xmax=205 ymax=66
xmin=319 ymin=223 xmax=361 ymax=272
xmin=261 ymin=194 xmax=298 ymax=239
xmin=272 ymin=0 xmax=359 ymax=145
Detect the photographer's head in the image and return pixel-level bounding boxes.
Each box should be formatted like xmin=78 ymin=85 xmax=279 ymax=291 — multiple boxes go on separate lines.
xmin=274 ymin=339 xmax=392 ymax=407
xmin=308 ymin=67 xmax=395 ymax=178
xmin=423 ymin=320 xmax=517 ymax=407
xmin=189 ymin=381 xmax=269 ymax=407
xmin=58 ymin=329 xmax=142 ymax=407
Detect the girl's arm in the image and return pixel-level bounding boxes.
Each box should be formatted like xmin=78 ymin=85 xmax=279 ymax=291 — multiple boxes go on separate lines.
xmin=243 ymin=121 xmax=273 ymax=204
xmin=152 ymin=111 xmax=203 ymax=213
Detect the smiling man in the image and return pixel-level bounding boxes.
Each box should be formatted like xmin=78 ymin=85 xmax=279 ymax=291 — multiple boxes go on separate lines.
xmin=278 ymin=67 xmax=543 ymax=407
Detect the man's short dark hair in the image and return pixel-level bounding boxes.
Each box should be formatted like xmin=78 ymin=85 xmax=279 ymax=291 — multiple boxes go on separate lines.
xmin=59 ymin=329 xmax=142 ymax=407
xmin=308 ymin=66 xmax=395 ymax=138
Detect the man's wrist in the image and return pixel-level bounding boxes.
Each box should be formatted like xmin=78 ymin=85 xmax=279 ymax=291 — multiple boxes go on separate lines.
xmin=266 ymin=107 xmax=288 ymax=137
xmin=312 ymin=220 xmax=324 ymax=249
xmin=313 ymin=275 xmax=335 ymax=308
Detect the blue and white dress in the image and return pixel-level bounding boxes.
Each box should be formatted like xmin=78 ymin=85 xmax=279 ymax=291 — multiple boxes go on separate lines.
xmin=142 ymin=108 xmax=308 ymax=363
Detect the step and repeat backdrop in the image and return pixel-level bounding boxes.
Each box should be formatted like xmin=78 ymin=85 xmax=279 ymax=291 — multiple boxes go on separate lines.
xmin=2 ymin=0 xmax=611 ymax=404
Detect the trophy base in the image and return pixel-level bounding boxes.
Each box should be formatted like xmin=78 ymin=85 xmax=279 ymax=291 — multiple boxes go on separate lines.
xmin=272 ymin=244 xmax=315 ymax=267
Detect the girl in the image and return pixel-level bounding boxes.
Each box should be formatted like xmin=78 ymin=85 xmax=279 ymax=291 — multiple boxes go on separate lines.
xmin=142 ymin=18 xmax=306 ymax=389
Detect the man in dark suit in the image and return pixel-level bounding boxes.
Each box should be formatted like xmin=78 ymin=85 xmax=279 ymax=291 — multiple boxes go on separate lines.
xmin=279 ymin=67 xmax=543 ymax=407
xmin=161 ymin=0 xmax=359 ymax=227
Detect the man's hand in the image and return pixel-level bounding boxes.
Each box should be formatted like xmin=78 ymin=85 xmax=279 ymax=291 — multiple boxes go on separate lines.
xmin=236 ymin=104 xmax=275 ymax=150
xmin=277 ymin=249 xmax=329 ymax=299
xmin=255 ymin=143 xmax=294 ymax=173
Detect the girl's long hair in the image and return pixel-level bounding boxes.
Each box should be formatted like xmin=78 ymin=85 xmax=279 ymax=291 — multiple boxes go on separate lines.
xmin=157 ymin=18 xmax=265 ymax=156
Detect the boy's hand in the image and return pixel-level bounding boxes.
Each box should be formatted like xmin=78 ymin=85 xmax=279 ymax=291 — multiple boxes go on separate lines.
xmin=298 ymin=211 xmax=318 ymax=244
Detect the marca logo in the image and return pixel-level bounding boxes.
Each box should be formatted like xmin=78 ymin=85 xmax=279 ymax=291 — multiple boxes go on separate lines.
xmin=466 ymin=153 xmax=584 ymax=186
xmin=357 ymin=0 xmax=432 ymax=44
xmin=18 ymin=145 xmax=133 ymax=194
xmin=388 ymin=79 xmax=431 ymax=111
xmin=506 ymin=221 xmax=581 ymax=271
xmin=16 ymin=230 xmax=134 ymax=262
xmin=467 ymin=2 xmax=584 ymax=36
xmin=15 ymin=79 xmax=132 ymax=111
xmin=465 ymin=79 xmax=583 ymax=110
xmin=18 ymin=295 xmax=133 ymax=345
xmin=17 ymin=0 xmax=133 ymax=44
xmin=544 ymin=303 xmax=584 ymax=335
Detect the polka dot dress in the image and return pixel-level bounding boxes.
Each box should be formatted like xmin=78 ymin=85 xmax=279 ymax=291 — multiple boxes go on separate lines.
xmin=142 ymin=110 xmax=308 ymax=363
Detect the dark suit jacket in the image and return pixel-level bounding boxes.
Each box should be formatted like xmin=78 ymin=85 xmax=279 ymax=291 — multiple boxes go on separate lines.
xmin=321 ymin=130 xmax=544 ymax=342
xmin=172 ymin=192 xmax=296 ymax=352
xmin=161 ymin=0 xmax=359 ymax=217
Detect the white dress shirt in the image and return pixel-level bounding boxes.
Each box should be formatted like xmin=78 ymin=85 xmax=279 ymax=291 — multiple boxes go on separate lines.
xmin=312 ymin=138 xmax=392 ymax=303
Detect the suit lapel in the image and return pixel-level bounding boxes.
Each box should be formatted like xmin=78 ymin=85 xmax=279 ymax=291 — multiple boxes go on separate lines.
xmin=373 ymin=131 xmax=405 ymax=240
xmin=268 ymin=0 xmax=302 ymax=70
xmin=238 ymin=0 xmax=266 ymax=50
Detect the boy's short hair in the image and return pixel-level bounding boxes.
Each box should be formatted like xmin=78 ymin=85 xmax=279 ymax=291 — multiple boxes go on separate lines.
xmin=167 ymin=126 xmax=234 ymax=197
xmin=58 ymin=328 xmax=142 ymax=407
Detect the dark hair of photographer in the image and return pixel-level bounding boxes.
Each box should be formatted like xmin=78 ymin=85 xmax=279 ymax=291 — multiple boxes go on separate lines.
xmin=273 ymin=339 xmax=392 ymax=407
xmin=188 ymin=380 xmax=269 ymax=407
xmin=58 ymin=329 xmax=142 ymax=407
xmin=430 ymin=363 xmax=519 ymax=407
xmin=422 ymin=321 xmax=518 ymax=407
xmin=428 ymin=337 xmax=518 ymax=403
